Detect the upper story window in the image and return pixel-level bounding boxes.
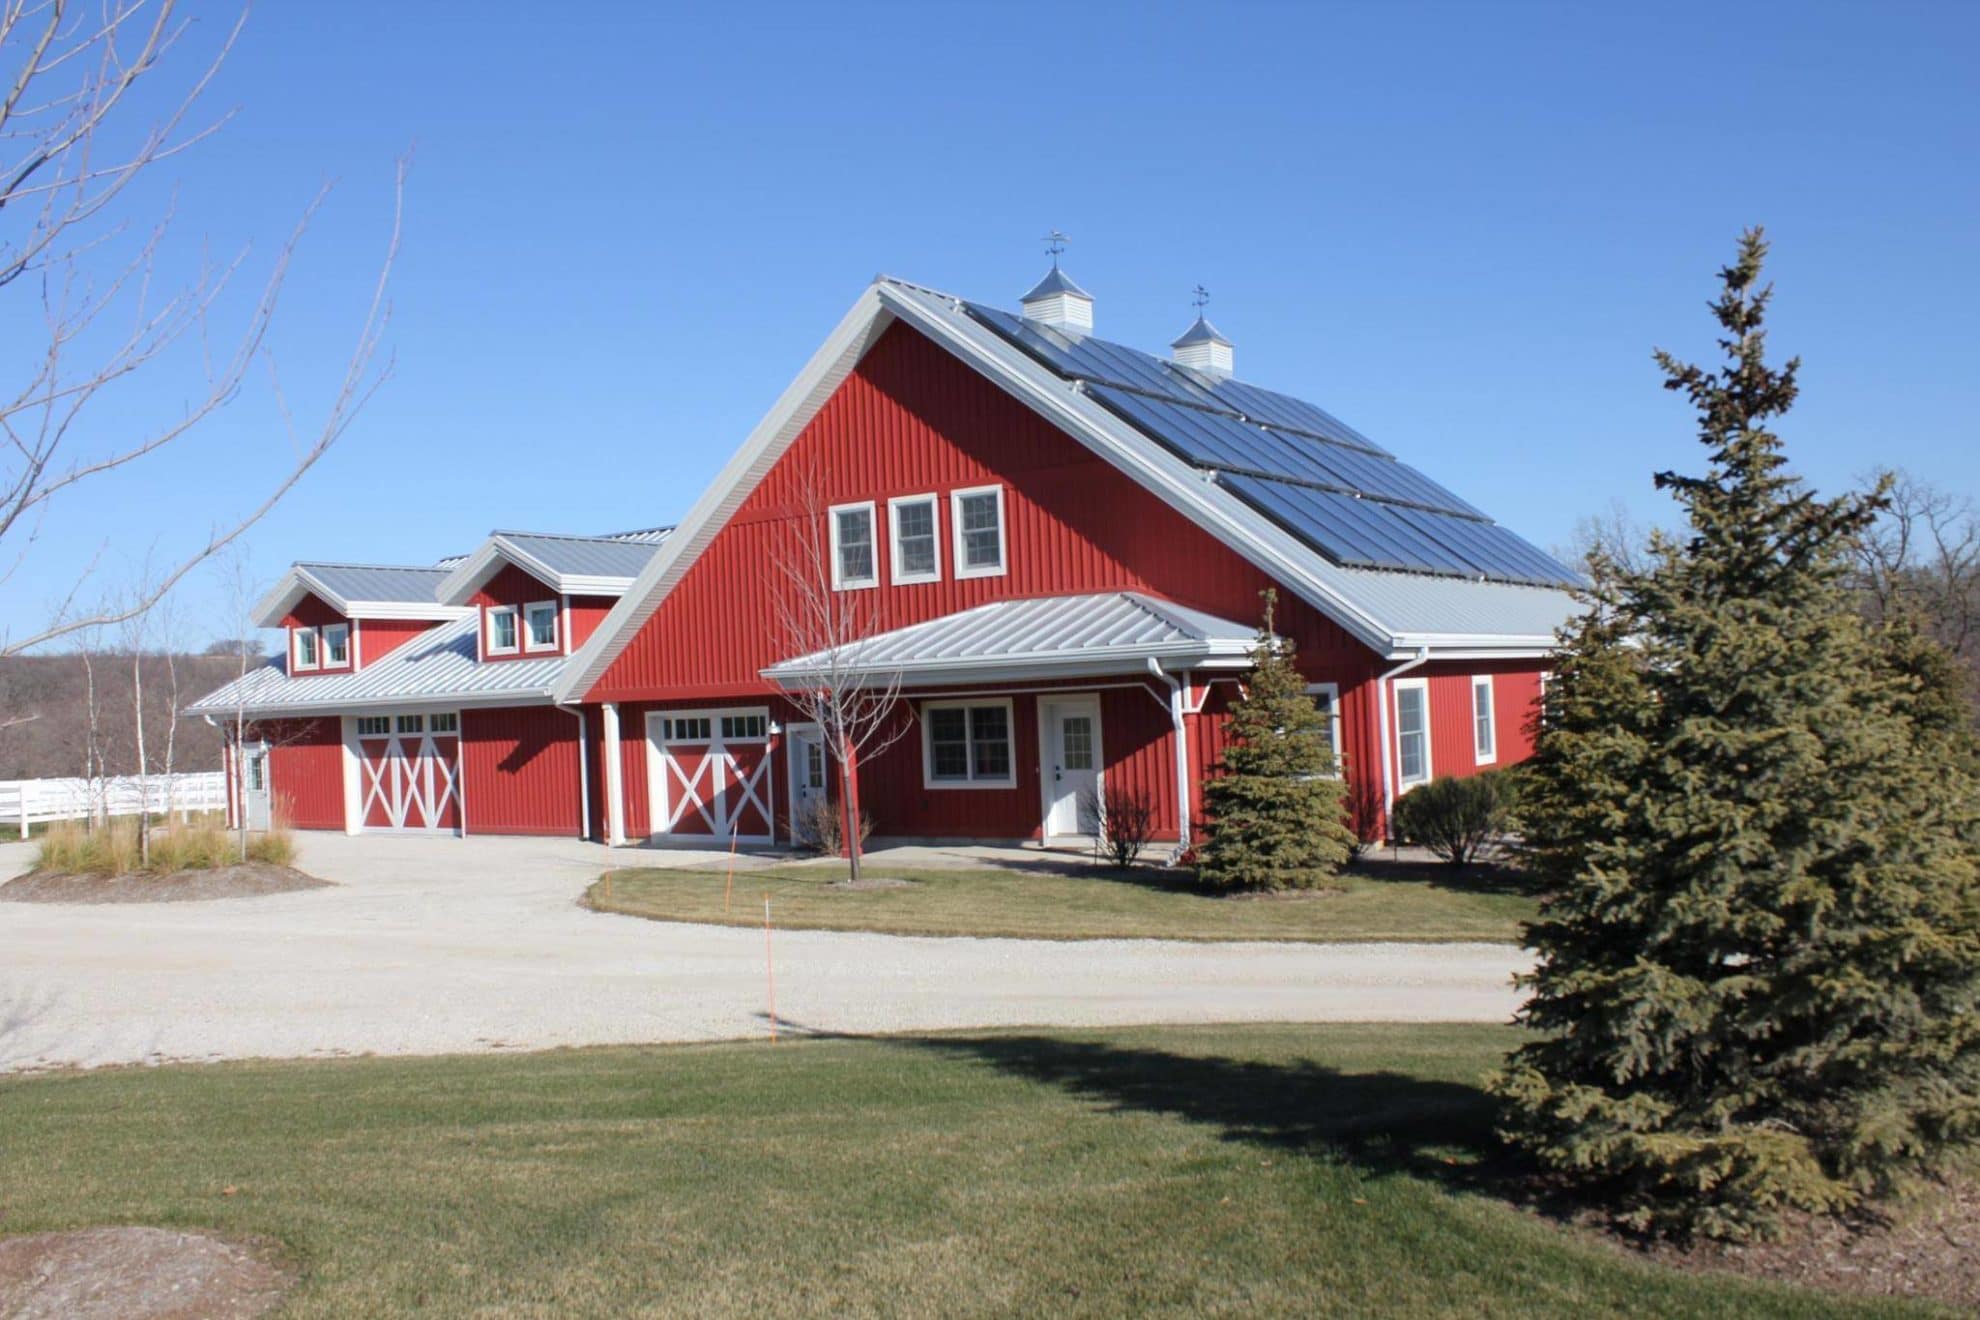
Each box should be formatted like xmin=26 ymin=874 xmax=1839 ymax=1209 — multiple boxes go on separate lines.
xmin=1394 ymin=678 xmax=1431 ymax=789
xmin=1306 ymin=682 xmax=1344 ymax=778
xmin=525 ymin=601 xmax=559 ymax=652
xmin=952 ymin=485 xmax=1007 ymax=579
xmin=292 ymin=627 xmax=319 ymax=671
xmin=829 ymin=501 xmax=878 ymax=590
xmin=923 ymin=699 xmax=1014 ymax=788
xmin=889 ymin=494 xmax=941 ymax=584
xmin=487 ymin=605 xmax=519 ymax=655
xmin=322 ymin=623 xmax=350 ymax=667
xmin=1472 ymin=676 xmax=1496 ymax=765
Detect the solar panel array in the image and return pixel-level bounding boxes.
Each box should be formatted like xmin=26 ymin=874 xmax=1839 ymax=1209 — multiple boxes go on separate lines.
xmin=966 ymin=302 xmax=1578 ymax=588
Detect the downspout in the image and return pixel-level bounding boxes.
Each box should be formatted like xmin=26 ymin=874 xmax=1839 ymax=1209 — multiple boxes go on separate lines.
xmin=1373 ymin=646 xmax=1432 ymax=842
xmin=557 ymin=702 xmax=592 ymax=842
xmin=1146 ymin=657 xmax=1191 ymax=860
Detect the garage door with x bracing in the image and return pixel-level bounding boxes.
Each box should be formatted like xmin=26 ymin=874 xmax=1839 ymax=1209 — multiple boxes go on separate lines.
xmin=356 ymin=712 xmax=462 ymax=832
xmin=649 ymin=708 xmax=773 ymax=843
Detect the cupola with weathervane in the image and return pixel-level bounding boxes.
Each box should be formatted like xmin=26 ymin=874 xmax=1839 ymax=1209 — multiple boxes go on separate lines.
xmin=1171 ymin=284 xmax=1233 ymax=379
xmin=1018 ymin=229 xmax=1094 ymax=334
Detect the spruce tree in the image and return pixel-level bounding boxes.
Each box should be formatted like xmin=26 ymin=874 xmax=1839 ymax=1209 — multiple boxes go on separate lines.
xmin=1489 ymin=230 xmax=1980 ymax=1241
xmin=1199 ymin=590 xmax=1357 ymax=890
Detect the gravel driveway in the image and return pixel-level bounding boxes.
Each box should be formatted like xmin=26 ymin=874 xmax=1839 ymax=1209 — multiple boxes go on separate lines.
xmin=0 ymin=833 xmax=1530 ymax=1072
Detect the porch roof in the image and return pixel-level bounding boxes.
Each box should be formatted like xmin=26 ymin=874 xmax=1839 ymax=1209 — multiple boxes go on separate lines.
xmin=761 ymin=591 xmax=1257 ymax=688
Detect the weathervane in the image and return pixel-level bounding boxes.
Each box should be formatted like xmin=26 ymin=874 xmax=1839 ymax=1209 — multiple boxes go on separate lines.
xmin=1192 ymin=284 xmax=1211 ymax=313
xmin=1043 ymin=229 xmax=1069 ymax=267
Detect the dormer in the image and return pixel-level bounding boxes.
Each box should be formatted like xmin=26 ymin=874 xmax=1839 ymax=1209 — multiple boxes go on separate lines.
xmin=252 ymin=563 xmax=469 ymax=675
xmin=435 ymin=529 xmax=672 ymax=662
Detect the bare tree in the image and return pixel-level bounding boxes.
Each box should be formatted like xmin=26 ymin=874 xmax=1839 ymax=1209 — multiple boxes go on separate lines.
xmin=1 ymin=1 xmax=406 ymax=656
xmin=1560 ymin=499 xmax=1654 ymax=577
xmin=212 ymin=544 xmax=261 ymax=858
xmin=766 ymin=467 xmax=912 ymax=883
xmin=1852 ymin=469 xmax=1979 ymax=681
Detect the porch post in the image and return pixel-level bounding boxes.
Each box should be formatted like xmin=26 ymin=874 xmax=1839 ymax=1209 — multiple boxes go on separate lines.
xmin=1170 ymin=674 xmax=1192 ymax=852
xmin=601 ymin=701 xmax=625 ymax=846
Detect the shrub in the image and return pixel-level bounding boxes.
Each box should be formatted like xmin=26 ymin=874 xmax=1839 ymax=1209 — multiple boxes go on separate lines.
xmin=1391 ymin=771 xmax=1518 ymax=868
xmin=1080 ymin=781 xmax=1157 ymax=868
xmin=36 ymin=815 xmax=293 ymax=875
xmin=246 ymin=828 xmax=297 ymax=867
xmin=795 ymin=797 xmax=872 ymax=855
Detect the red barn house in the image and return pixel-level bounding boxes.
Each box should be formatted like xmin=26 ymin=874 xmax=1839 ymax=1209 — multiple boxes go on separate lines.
xmin=191 ymin=265 xmax=1579 ymax=851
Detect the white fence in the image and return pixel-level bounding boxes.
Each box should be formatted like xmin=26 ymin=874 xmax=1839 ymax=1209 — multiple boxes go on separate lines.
xmin=0 ymin=771 xmax=229 ymax=837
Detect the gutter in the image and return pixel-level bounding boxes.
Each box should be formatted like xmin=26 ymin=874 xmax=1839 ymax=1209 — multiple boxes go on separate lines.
xmin=1372 ymin=646 xmax=1431 ymax=842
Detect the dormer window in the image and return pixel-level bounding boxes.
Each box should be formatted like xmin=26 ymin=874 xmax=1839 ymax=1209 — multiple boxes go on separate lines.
xmin=323 ymin=623 xmax=349 ymax=667
xmin=525 ymin=601 xmax=558 ymax=652
xmin=293 ymin=627 xmax=319 ymax=671
xmin=488 ymin=605 xmax=519 ymax=655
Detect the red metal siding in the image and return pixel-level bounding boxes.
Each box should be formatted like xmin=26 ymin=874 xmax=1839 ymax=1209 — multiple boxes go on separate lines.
xmin=460 ymin=706 xmax=583 ymax=836
xmin=359 ymin=617 xmax=441 ymax=667
xmin=588 ymin=321 xmax=1375 ymax=704
xmin=252 ymin=717 xmax=344 ymax=830
xmin=567 ymin=596 xmax=615 ymax=652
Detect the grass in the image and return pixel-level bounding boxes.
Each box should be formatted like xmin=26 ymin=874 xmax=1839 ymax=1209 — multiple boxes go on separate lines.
xmin=32 ymin=815 xmax=295 ymax=876
xmin=0 ymin=1024 xmax=1923 ymax=1318
xmin=587 ymin=858 xmax=1538 ymax=943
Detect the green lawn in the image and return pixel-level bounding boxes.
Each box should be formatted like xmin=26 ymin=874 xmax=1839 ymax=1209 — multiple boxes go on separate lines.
xmin=0 ymin=1024 xmax=1925 ymax=1317
xmin=587 ymin=860 xmax=1537 ymax=943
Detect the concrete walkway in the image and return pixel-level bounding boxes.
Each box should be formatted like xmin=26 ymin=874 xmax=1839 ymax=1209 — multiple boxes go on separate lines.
xmin=0 ymin=832 xmax=1529 ymax=1073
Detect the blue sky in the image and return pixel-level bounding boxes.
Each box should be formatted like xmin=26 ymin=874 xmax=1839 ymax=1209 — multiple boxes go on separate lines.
xmin=7 ymin=0 xmax=1975 ymax=645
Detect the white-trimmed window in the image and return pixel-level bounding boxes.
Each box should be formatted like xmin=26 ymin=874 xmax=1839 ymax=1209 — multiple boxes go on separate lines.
xmin=292 ymin=627 xmax=319 ymax=671
xmin=1471 ymin=675 xmax=1497 ymax=765
xmin=828 ymin=501 xmax=878 ymax=590
xmin=720 ymin=712 xmax=769 ymax=741
xmin=487 ymin=605 xmax=519 ymax=655
xmin=1394 ymin=677 xmax=1431 ymax=789
xmin=888 ymin=494 xmax=941 ymax=584
xmin=356 ymin=715 xmax=391 ymax=737
xmin=429 ymin=712 xmax=459 ymax=734
xmin=396 ymin=714 xmax=425 ymax=735
xmin=322 ymin=622 xmax=349 ymax=667
xmin=922 ymin=698 xmax=1014 ymax=788
xmin=951 ymin=485 xmax=1007 ymax=578
xmin=524 ymin=600 xmax=559 ymax=652
xmin=1305 ymin=682 xmax=1344 ymax=777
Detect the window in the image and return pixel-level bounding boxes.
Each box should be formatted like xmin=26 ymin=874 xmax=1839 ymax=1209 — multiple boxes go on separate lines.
xmin=951 ymin=485 xmax=1007 ymax=578
xmin=1306 ymin=682 xmax=1344 ymax=777
xmin=356 ymin=715 xmax=391 ymax=737
xmin=721 ymin=713 xmax=768 ymax=741
xmin=888 ymin=494 xmax=941 ymax=584
xmin=1394 ymin=678 xmax=1430 ymax=788
xmin=487 ymin=605 xmax=519 ymax=654
xmin=525 ymin=601 xmax=559 ymax=652
xmin=802 ymin=740 xmax=825 ymax=789
xmin=1471 ymin=675 xmax=1496 ymax=765
xmin=292 ymin=627 xmax=318 ymax=671
xmin=322 ymin=623 xmax=349 ymax=667
xmin=829 ymin=501 xmax=878 ymax=589
xmin=923 ymin=699 xmax=1014 ymax=788
xmin=247 ymin=752 xmax=265 ymax=791
xmin=429 ymin=712 xmax=458 ymax=734
xmin=396 ymin=714 xmax=425 ymax=735
xmin=662 ymin=716 xmax=711 ymax=742
xmin=1060 ymin=714 xmax=1094 ymax=771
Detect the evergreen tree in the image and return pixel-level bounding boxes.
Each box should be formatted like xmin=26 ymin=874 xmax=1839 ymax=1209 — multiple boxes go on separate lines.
xmin=1199 ymin=590 xmax=1357 ymax=890
xmin=1489 ymin=230 xmax=1980 ymax=1241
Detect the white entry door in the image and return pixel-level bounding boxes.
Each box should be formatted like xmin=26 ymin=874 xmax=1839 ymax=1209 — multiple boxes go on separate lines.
xmin=786 ymin=722 xmax=828 ymax=842
xmin=1040 ymin=697 xmax=1102 ymax=839
xmin=242 ymin=743 xmax=271 ymax=830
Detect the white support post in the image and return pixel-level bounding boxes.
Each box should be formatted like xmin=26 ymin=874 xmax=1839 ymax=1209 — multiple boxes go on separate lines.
xmin=601 ymin=702 xmax=625 ymax=846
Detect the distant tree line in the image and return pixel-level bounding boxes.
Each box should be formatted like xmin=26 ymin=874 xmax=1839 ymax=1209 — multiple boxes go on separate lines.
xmin=0 ymin=647 xmax=257 ymax=781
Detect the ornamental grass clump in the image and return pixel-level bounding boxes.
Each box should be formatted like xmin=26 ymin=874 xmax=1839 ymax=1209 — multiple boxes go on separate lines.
xmin=36 ymin=815 xmax=296 ymax=876
xmin=1486 ymin=230 xmax=1980 ymax=1242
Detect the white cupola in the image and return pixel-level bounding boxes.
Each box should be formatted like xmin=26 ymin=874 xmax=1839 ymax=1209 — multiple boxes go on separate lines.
xmin=1171 ymin=308 xmax=1233 ymax=380
xmin=1019 ymin=262 xmax=1094 ymax=335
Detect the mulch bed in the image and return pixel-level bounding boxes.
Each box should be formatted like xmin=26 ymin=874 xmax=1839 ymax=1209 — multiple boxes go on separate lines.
xmin=0 ymin=863 xmax=328 ymax=904
xmin=0 ymin=1226 xmax=293 ymax=1318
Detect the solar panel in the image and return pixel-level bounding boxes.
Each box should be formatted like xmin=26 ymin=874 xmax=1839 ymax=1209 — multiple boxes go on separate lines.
xmin=1198 ymin=377 xmax=1390 ymax=456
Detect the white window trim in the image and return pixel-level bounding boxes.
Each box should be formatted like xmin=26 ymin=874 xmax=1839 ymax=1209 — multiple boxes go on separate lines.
xmin=292 ymin=626 xmax=319 ymax=671
xmin=1471 ymin=674 xmax=1497 ymax=766
xmin=828 ymin=500 xmax=879 ymax=591
xmin=1393 ymin=676 xmax=1432 ymax=791
xmin=921 ymin=697 xmax=1017 ymax=790
xmin=486 ymin=604 xmax=520 ymax=655
xmin=321 ymin=622 xmax=350 ymax=668
xmin=950 ymin=484 xmax=1008 ymax=580
xmin=887 ymin=492 xmax=942 ymax=585
xmin=524 ymin=599 xmax=560 ymax=653
xmin=1305 ymin=681 xmax=1344 ymax=779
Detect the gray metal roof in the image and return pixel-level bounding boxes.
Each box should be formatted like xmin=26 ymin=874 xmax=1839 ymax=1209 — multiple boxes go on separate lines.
xmin=490 ymin=531 xmax=669 ymax=581
xmin=1020 ymin=264 xmax=1091 ymax=302
xmin=762 ymin=592 xmax=1257 ymax=687
xmin=1171 ymin=314 xmax=1231 ymax=348
xmin=187 ymin=614 xmax=564 ymax=716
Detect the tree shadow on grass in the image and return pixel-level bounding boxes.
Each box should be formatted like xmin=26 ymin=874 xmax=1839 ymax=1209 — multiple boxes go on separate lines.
xmin=893 ymin=1030 xmax=1513 ymax=1192
xmin=1350 ymin=850 xmax=1547 ymax=899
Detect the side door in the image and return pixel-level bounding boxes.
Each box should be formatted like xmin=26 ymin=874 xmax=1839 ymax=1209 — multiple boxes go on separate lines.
xmin=1040 ymin=697 xmax=1102 ymax=839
